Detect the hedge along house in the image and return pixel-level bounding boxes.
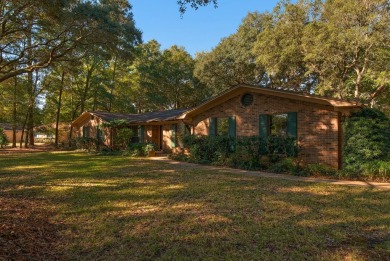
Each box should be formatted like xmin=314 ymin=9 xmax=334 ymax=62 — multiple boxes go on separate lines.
xmin=72 ymin=85 xmax=362 ymax=169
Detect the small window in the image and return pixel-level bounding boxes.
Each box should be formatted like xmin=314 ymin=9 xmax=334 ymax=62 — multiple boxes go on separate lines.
xmin=241 ymin=93 xmax=254 ymax=107
xmin=217 ymin=118 xmax=229 ymax=136
xmin=270 ymin=114 xmax=287 ymax=136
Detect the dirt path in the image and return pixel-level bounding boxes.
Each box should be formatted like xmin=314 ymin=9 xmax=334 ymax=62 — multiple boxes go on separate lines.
xmin=151 ymin=156 xmax=390 ymax=190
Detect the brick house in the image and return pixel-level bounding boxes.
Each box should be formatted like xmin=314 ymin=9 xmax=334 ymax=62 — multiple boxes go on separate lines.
xmin=72 ymin=85 xmax=361 ymax=168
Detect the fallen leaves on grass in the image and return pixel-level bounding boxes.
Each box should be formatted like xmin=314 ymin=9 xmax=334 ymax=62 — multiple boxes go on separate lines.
xmin=0 ymin=196 xmax=66 ymax=261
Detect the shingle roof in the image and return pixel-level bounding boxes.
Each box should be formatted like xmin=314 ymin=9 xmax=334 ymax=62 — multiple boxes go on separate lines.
xmin=90 ymin=108 xmax=189 ymax=124
xmin=0 ymin=123 xmax=21 ymax=130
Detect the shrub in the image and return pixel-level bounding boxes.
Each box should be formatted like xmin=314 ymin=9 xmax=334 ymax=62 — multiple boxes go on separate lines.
xmin=340 ymin=160 xmax=390 ymax=181
xmin=181 ymin=135 xmax=297 ymax=170
xmin=183 ymin=135 xmax=235 ymax=164
xmin=128 ymin=143 xmax=156 ymax=157
xmin=305 ymin=164 xmax=336 ymax=177
xmin=114 ymin=128 xmax=134 ymax=150
xmin=343 ymin=108 xmax=390 ymax=166
xmin=0 ymin=128 xmax=8 ymax=148
xmin=73 ymin=137 xmax=98 ymax=151
xmin=269 ymin=158 xmax=300 ymax=174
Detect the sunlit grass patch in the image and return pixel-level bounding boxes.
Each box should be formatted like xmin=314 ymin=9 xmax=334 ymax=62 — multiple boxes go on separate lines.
xmin=0 ymin=152 xmax=389 ymax=260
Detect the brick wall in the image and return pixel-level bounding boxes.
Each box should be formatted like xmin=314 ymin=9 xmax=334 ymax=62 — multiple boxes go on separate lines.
xmin=74 ymin=116 xmax=110 ymax=145
xmin=191 ymin=93 xmax=340 ymax=168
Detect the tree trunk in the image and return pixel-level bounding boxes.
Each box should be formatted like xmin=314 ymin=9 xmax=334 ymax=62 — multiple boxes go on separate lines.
xmin=12 ymin=74 xmax=17 ymax=148
xmin=80 ymin=67 xmax=93 ymax=114
xmin=108 ymin=56 xmax=117 ymax=112
xmin=20 ymin=110 xmax=28 ymax=148
xmin=55 ymin=71 xmax=65 ymax=147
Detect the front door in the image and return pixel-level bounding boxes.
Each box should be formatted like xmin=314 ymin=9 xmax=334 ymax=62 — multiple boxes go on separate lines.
xmin=151 ymin=125 xmax=161 ymax=149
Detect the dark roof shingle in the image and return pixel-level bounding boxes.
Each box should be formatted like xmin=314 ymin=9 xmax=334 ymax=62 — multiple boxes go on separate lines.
xmin=90 ymin=108 xmax=189 ymax=124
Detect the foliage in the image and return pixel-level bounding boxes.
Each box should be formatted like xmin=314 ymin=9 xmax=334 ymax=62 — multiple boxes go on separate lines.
xmin=183 ymin=135 xmax=235 ymax=164
xmin=134 ymin=42 xmax=209 ymax=110
xmin=181 ymin=135 xmax=297 ymax=170
xmin=128 ymin=142 xmax=157 ymax=157
xmin=114 ymin=128 xmax=134 ymax=150
xmin=0 ymin=0 xmax=141 ymax=83
xmin=305 ymin=163 xmax=337 ymax=177
xmin=72 ymin=137 xmax=99 ymax=151
xmin=194 ymin=12 xmax=268 ymax=94
xmin=343 ymin=108 xmax=390 ymax=166
xmin=340 ymin=161 xmax=390 ymax=181
xmin=0 ymin=128 xmax=8 ymax=148
xmin=178 ymin=132 xmax=389 ymax=181
xmin=194 ymin=0 xmax=389 ymax=110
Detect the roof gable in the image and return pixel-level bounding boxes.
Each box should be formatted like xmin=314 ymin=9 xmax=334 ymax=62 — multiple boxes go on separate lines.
xmin=180 ymin=85 xmax=362 ymax=119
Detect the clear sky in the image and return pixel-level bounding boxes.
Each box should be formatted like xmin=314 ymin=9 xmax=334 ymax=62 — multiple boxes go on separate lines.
xmin=131 ymin=1 xmax=282 ymax=56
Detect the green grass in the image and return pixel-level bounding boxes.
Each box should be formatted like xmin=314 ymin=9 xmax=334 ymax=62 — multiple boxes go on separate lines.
xmin=0 ymin=152 xmax=389 ymax=260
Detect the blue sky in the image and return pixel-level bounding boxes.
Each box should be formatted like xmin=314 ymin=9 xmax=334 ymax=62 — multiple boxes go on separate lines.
xmin=131 ymin=1 xmax=282 ymax=56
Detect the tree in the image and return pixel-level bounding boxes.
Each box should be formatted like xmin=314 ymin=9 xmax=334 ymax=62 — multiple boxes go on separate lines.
xmin=195 ymin=12 xmax=268 ymax=94
xmin=0 ymin=0 xmax=141 ymax=83
xmin=177 ymin=0 xmax=218 ymax=14
xmin=302 ymin=0 xmax=390 ymax=103
xmin=254 ymin=0 xmax=316 ymax=92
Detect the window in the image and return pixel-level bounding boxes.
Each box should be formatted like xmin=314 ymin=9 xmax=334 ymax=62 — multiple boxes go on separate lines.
xmin=270 ymin=114 xmax=288 ymax=136
xmin=241 ymin=93 xmax=254 ymax=107
xmin=82 ymin=126 xmax=90 ymax=138
xmin=217 ymin=117 xmax=229 ymax=136
xmin=209 ymin=117 xmax=236 ymax=137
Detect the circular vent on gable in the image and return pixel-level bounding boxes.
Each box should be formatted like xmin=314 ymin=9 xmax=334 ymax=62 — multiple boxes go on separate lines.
xmin=241 ymin=93 xmax=254 ymax=107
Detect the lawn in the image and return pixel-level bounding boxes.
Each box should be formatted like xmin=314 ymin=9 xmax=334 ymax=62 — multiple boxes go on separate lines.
xmin=0 ymin=152 xmax=389 ymax=260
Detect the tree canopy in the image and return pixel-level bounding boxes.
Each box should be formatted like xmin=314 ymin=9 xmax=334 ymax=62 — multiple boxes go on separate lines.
xmin=0 ymin=0 xmax=389 ymax=148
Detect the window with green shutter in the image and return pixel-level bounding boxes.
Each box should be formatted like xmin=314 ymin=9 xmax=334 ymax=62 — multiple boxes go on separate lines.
xmin=171 ymin=124 xmax=177 ymax=148
xmin=259 ymin=114 xmax=270 ymax=138
xmin=139 ymin=126 xmax=144 ymax=143
xmin=209 ymin=118 xmax=216 ymax=137
xmin=228 ymin=116 xmax=236 ymax=137
xmin=259 ymin=114 xmax=269 ymax=154
xmin=287 ymin=112 xmax=298 ymax=138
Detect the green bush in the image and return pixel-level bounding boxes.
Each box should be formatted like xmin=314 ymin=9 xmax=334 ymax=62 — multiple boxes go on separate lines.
xmin=343 ymin=108 xmax=390 ymax=166
xmin=181 ymin=135 xmax=297 ymax=170
xmin=305 ymin=164 xmax=336 ymax=177
xmin=183 ymin=135 xmax=235 ymax=164
xmin=0 ymin=128 xmax=8 ymax=148
xmin=340 ymin=160 xmax=390 ymax=181
xmin=128 ymin=143 xmax=156 ymax=157
xmin=73 ymin=137 xmax=98 ymax=151
xmin=269 ymin=158 xmax=300 ymax=174
xmin=114 ymin=128 xmax=134 ymax=150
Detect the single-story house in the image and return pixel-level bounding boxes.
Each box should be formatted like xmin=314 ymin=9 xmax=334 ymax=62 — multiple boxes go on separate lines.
xmin=0 ymin=123 xmax=23 ymax=143
xmin=72 ymin=84 xmax=362 ymax=169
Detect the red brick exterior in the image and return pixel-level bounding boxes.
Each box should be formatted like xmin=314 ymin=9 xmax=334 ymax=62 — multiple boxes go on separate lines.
xmin=191 ymin=92 xmax=341 ymax=168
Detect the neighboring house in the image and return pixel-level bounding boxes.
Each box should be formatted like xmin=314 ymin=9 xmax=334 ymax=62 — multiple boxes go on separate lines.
xmin=0 ymin=123 xmax=22 ymax=143
xmin=72 ymin=85 xmax=362 ymax=169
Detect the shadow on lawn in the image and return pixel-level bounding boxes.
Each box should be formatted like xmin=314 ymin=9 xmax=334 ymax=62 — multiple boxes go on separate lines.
xmin=1 ymin=152 xmax=389 ymax=260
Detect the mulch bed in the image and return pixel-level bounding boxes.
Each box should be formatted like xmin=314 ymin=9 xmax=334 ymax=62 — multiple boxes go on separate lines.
xmin=0 ymin=196 xmax=66 ymax=261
